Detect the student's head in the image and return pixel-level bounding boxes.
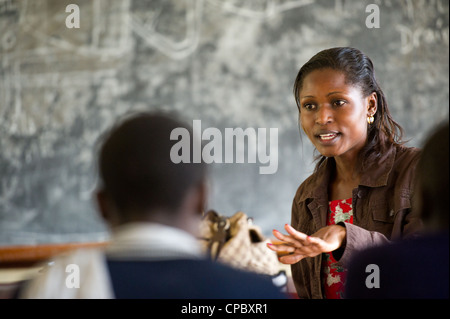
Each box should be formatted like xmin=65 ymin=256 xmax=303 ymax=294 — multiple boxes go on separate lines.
xmin=293 ymin=47 xmax=404 ymax=171
xmin=95 ymin=112 xmax=207 ymax=234
xmin=415 ymin=122 xmax=449 ymax=232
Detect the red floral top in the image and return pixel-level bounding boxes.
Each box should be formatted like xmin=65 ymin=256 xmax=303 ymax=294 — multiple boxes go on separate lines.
xmin=321 ymin=197 xmax=353 ymax=299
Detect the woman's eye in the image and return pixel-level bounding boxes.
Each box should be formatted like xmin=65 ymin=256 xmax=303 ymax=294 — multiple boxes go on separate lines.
xmin=303 ymin=103 xmax=315 ymax=110
xmin=334 ymin=100 xmax=346 ymax=107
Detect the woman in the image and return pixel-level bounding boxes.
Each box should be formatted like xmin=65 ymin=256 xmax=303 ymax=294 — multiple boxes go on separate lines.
xmin=267 ymin=47 xmax=423 ymax=299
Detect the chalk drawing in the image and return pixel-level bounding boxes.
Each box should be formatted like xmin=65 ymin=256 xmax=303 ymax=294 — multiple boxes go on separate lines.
xmin=131 ymin=0 xmax=204 ymax=60
xmin=207 ymin=0 xmax=314 ymax=19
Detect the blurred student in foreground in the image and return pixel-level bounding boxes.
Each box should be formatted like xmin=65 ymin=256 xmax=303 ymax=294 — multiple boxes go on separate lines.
xmin=19 ymin=112 xmax=286 ymax=299
xmin=345 ymin=122 xmax=449 ymax=298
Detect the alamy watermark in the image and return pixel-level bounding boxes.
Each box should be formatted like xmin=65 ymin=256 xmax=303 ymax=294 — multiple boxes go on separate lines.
xmin=63 ymin=3 xmax=381 ymax=31
xmin=365 ymin=4 xmax=380 ymax=29
xmin=65 ymin=263 xmax=80 ymax=289
xmin=365 ymin=263 xmax=380 ymax=289
xmin=170 ymin=120 xmax=278 ymax=175
xmin=65 ymin=4 xmax=80 ymax=29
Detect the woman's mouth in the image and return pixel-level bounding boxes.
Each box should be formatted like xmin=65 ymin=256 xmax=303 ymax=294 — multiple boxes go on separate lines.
xmin=315 ymin=131 xmax=340 ymax=144
xmin=319 ymin=133 xmax=337 ymax=140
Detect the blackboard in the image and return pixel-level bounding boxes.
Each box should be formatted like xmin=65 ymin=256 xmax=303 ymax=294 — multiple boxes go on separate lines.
xmin=0 ymin=0 xmax=448 ymax=245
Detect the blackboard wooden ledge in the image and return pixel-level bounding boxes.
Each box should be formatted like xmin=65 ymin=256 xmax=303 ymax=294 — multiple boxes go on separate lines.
xmin=0 ymin=242 xmax=109 ymax=268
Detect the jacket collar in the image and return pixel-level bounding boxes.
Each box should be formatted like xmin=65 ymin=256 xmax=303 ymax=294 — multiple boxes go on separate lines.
xmin=297 ymin=144 xmax=398 ymax=204
xmin=359 ymin=144 xmax=397 ymax=188
xmin=105 ymin=222 xmax=204 ymax=260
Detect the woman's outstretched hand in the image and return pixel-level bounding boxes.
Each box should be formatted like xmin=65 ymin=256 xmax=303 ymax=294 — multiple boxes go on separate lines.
xmin=267 ymin=224 xmax=346 ymax=264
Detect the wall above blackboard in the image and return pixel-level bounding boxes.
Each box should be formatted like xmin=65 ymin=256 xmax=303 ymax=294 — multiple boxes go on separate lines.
xmin=0 ymin=0 xmax=448 ymax=245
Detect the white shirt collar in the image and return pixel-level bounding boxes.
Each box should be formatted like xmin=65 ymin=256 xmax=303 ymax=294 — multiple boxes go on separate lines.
xmin=105 ymin=222 xmax=204 ymax=261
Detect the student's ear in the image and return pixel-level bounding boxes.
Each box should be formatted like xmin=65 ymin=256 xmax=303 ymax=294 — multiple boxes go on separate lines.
xmin=95 ymin=189 xmax=113 ymax=223
xmin=196 ymin=179 xmax=208 ymax=216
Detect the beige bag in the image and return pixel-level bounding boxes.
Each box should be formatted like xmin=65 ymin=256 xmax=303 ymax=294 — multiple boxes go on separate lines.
xmin=198 ymin=210 xmax=280 ymax=276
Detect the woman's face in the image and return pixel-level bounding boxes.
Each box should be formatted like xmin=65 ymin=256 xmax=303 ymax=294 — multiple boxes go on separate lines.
xmin=298 ymin=68 xmax=377 ymax=161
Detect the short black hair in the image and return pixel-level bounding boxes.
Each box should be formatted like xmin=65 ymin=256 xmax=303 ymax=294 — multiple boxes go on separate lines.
xmin=97 ymin=111 xmax=206 ymax=215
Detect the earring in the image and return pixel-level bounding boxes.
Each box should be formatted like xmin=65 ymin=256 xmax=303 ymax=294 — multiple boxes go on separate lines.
xmin=367 ymin=115 xmax=374 ymax=124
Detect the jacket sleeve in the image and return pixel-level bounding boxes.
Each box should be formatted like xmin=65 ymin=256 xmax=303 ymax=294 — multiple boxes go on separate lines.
xmin=332 ymin=222 xmax=390 ymax=266
xmin=335 ymin=207 xmax=424 ymax=267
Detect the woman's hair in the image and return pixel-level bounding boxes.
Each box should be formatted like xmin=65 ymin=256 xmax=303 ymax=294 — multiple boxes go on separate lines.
xmin=293 ymin=47 xmax=405 ymax=172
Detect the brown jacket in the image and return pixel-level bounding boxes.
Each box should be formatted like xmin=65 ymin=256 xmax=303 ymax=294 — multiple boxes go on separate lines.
xmin=290 ymin=144 xmax=423 ymax=299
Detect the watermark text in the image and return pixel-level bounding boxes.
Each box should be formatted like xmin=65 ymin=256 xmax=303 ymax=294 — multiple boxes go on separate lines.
xmin=170 ymin=120 xmax=278 ymax=175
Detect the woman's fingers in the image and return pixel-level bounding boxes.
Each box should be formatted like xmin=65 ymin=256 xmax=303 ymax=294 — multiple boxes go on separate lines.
xmin=271 ymin=226 xmax=319 ymax=250
xmin=267 ymin=242 xmax=305 ymax=264
xmin=284 ymin=224 xmax=309 ymax=243
xmin=272 ymin=229 xmax=298 ymax=246
xmin=268 ymin=224 xmax=346 ymax=265
xmin=267 ymin=242 xmax=296 ymax=253
xmin=269 ymin=238 xmax=318 ymax=259
xmin=278 ymin=253 xmax=304 ymax=264
xmin=267 ymin=242 xmax=315 ymax=259
xmin=269 ymin=225 xmax=326 ymax=261
xmin=272 ymin=225 xmax=310 ymax=245
xmin=284 ymin=224 xmax=324 ymax=247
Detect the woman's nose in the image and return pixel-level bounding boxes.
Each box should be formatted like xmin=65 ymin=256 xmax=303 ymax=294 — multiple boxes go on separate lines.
xmin=315 ymin=105 xmax=333 ymax=125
